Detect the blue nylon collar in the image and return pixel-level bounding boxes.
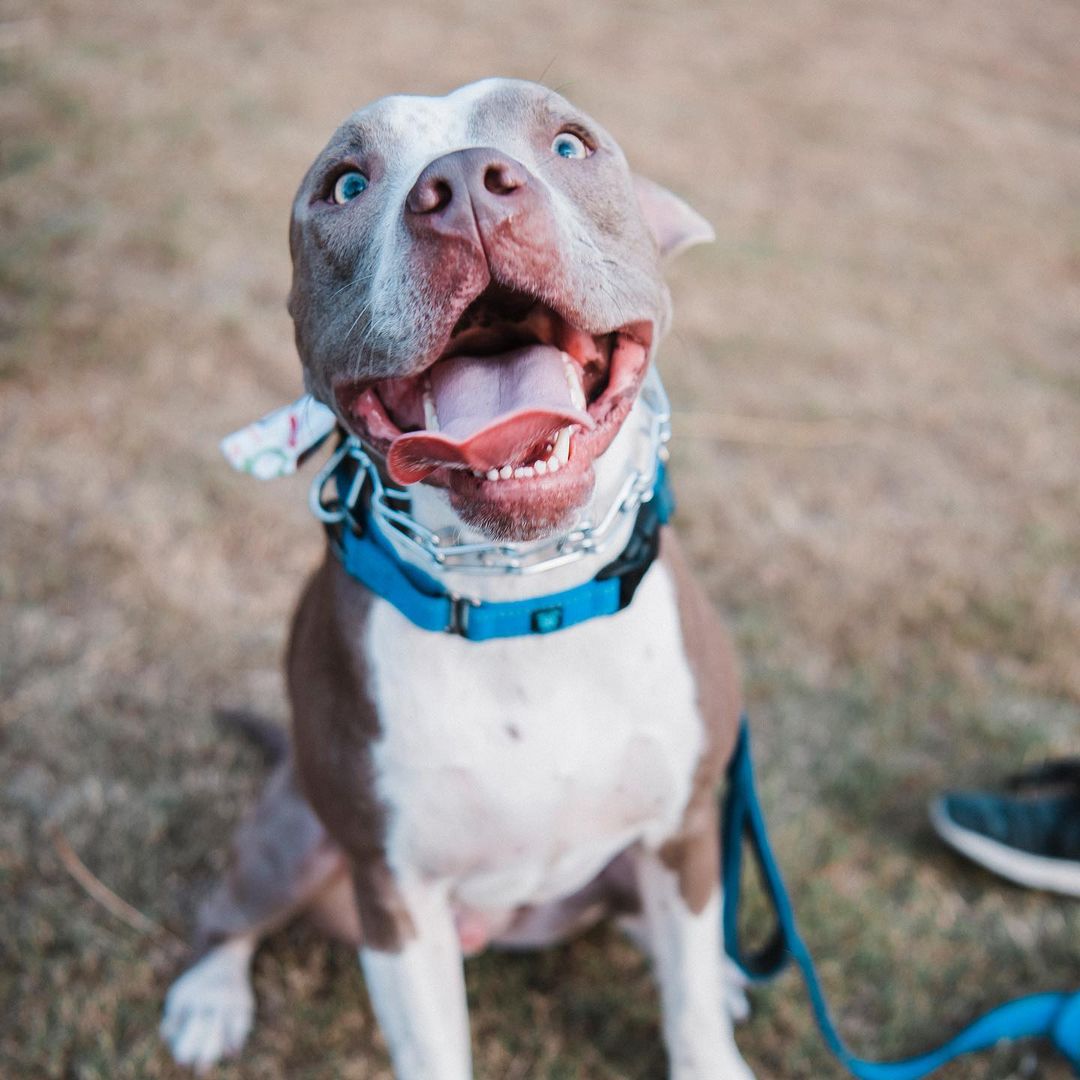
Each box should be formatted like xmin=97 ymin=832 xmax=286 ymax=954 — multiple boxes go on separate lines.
xmin=333 ymin=461 xmax=674 ymax=641
xmin=723 ymin=715 xmax=1080 ymax=1078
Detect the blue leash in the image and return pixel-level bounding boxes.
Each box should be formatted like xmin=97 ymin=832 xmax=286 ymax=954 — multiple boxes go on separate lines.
xmin=721 ymin=717 xmax=1080 ymax=1078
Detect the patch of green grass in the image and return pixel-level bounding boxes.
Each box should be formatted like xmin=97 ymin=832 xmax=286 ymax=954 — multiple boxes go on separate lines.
xmin=5 ymin=0 xmax=1079 ymax=1075
xmin=0 ymin=137 xmax=54 ymax=178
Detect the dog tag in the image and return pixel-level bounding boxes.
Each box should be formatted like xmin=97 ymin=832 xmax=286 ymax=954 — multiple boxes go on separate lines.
xmin=220 ymin=395 xmax=338 ymax=480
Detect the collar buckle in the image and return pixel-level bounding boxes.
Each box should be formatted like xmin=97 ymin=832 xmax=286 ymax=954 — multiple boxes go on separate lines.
xmin=448 ymin=595 xmax=478 ymax=635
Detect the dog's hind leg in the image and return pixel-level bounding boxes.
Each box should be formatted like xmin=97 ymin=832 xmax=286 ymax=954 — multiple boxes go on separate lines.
xmin=192 ymin=759 xmax=352 ymax=949
xmin=161 ymin=758 xmax=353 ymax=1071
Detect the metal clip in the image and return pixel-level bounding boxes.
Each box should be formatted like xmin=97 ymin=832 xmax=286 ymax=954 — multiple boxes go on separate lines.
xmin=308 ymin=440 xmax=352 ymax=524
xmin=448 ymin=595 xmax=478 ymax=635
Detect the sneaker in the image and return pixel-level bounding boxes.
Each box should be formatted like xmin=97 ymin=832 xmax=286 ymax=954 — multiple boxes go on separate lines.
xmin=929 ymin=759 xmax=1080 ymax=896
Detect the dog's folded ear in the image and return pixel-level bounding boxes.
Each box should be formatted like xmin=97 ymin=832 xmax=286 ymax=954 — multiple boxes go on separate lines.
xmin=633 ymin=175 xmax=715 ymax=260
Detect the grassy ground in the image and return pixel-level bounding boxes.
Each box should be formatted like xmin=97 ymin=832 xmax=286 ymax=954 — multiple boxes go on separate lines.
xmin=3 ymin=0 xmax=1079 ymax=1076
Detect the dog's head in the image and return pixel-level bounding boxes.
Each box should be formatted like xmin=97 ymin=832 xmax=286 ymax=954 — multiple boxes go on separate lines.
xmin=289 ymin=78 xmax=711 ymax=541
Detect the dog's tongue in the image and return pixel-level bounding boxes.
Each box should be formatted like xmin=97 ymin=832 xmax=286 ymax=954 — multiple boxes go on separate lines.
xmin=387 ymin=345 xmax=592 ymax=484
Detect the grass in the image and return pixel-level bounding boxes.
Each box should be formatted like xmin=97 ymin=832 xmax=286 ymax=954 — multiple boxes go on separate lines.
xmin=2 ymin=0 xmax=1079 ymax=1076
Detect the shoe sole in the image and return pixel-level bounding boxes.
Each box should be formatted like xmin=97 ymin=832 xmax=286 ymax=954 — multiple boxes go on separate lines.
xmin=929 ymin=797 xmax=1080 ymax=897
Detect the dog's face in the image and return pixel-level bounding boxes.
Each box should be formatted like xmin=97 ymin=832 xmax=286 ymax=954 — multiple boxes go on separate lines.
xmin=289 ymin=78 xmax=711 ymax=541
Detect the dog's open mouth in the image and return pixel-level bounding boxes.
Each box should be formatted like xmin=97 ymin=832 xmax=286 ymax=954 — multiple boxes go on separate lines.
xmin=334 ymin=283 xmax=653 ymax=535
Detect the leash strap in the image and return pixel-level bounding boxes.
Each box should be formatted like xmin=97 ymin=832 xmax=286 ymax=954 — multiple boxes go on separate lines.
xmin=336 ymin=463 xmax=674 ymax=641
xmin=721 ymin=717 xmax=1080 ymax=1078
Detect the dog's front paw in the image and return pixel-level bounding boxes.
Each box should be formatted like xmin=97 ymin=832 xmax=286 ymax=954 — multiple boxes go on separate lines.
xmin=160 ymin=938 xmax=256 ymax=1073
xmin=670 ymin=1044 xmax=756 ymax=1080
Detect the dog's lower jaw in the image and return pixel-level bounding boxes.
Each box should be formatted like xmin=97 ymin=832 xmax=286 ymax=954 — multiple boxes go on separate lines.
xmin=382 ymin=387 xmax=661 ymax=604
xmin=446 ymin=460 xmax=593 ymax=542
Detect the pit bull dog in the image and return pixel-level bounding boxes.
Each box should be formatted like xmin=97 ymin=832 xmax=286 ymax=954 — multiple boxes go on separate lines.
xmin=161 ymin=77 xmax=753 ymax=1079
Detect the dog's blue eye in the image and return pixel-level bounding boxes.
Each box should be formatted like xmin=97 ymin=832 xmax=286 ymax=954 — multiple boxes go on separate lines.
xmin=333 ymin=171 xmax=368 ymax=204
xmin=552 ymin=132 xmax=589 ymax=160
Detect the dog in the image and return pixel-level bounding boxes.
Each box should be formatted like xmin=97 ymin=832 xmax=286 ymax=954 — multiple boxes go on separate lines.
xmin=160 ymin=77 xmax=754 ymax=1079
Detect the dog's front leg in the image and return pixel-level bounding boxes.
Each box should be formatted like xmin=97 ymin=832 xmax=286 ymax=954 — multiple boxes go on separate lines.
xmin=360 ymin=877 xmax=471 ymax=1080
xmin=635 ymin=842 xmax=754 ymax=1080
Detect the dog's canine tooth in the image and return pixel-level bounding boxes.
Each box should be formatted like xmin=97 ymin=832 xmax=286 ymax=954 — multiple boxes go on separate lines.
xmin=554 ymin=426 xmax=572 ymax=464
xmin=563 ymin=354 xmax=587 ymax=410
xmin=422 ymin=384 xmax=439 ymax=431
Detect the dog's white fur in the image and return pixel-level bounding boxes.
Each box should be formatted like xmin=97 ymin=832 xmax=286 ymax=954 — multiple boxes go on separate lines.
xmin=367 ymin=553 xmax=702 ymax=911
xmin=162 ymin=420 xmax=752 ymax=1076
xmin=360 ymin=555 xmax=748 ymax=1079
xmin=162 ymin=78 xmax=754 ymax=1078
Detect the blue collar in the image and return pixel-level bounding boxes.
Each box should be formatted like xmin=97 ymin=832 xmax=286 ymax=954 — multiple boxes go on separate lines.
xmin=325 ymin=453 xmax=674 ymax=642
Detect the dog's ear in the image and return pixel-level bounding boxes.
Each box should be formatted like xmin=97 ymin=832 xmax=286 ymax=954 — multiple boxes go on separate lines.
xmin=633 ymin=175 xmax=715 ymax=260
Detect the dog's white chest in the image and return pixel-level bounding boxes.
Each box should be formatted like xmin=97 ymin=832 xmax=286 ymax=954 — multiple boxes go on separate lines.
xmin=363 ymin=561 xmax=702 ymax=911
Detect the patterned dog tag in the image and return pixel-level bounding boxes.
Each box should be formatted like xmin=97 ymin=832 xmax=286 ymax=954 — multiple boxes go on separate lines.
xmin=220 ymin=396 xmax=338 ymax=479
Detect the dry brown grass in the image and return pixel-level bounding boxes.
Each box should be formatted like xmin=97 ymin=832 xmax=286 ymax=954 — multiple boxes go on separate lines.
xmin=3 ymin=1 xmax=1079 ymax=1077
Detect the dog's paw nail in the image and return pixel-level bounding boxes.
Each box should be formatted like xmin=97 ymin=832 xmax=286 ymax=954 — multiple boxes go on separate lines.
xmin=727 ymin=986 xmax=752 ymax=1024
xmin=721 ymin=958 xmax=752 ymax=1023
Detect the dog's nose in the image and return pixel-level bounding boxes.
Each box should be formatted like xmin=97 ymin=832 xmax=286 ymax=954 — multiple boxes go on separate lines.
xmin=405 ymin=148 xmax=531 ymax=239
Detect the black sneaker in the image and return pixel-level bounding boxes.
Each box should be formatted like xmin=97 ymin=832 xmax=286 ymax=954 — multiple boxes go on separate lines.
xmin=929 ymin=759 xmax=1080 ymax=896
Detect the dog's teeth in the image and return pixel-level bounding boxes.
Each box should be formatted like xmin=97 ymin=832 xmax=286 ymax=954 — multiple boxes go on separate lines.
xmin=486 ymin=468 xmax=499 ymax=482
xmin=533 ymin=459 xmax=547 ymax=475
xmin=515 ymin=466 xmax=535 ymax=479
xmin=563 ymin=355 xmax=587 ymax=410
xmin=499 ymin=465 xmax=513 ymax=480
xmin=422 ymin=385 xmax=439 ymax=431
xmin=547 ymin=457 xmax=560 ymax=473
xmin=554 ymin=426 xmax=572 ymax=464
